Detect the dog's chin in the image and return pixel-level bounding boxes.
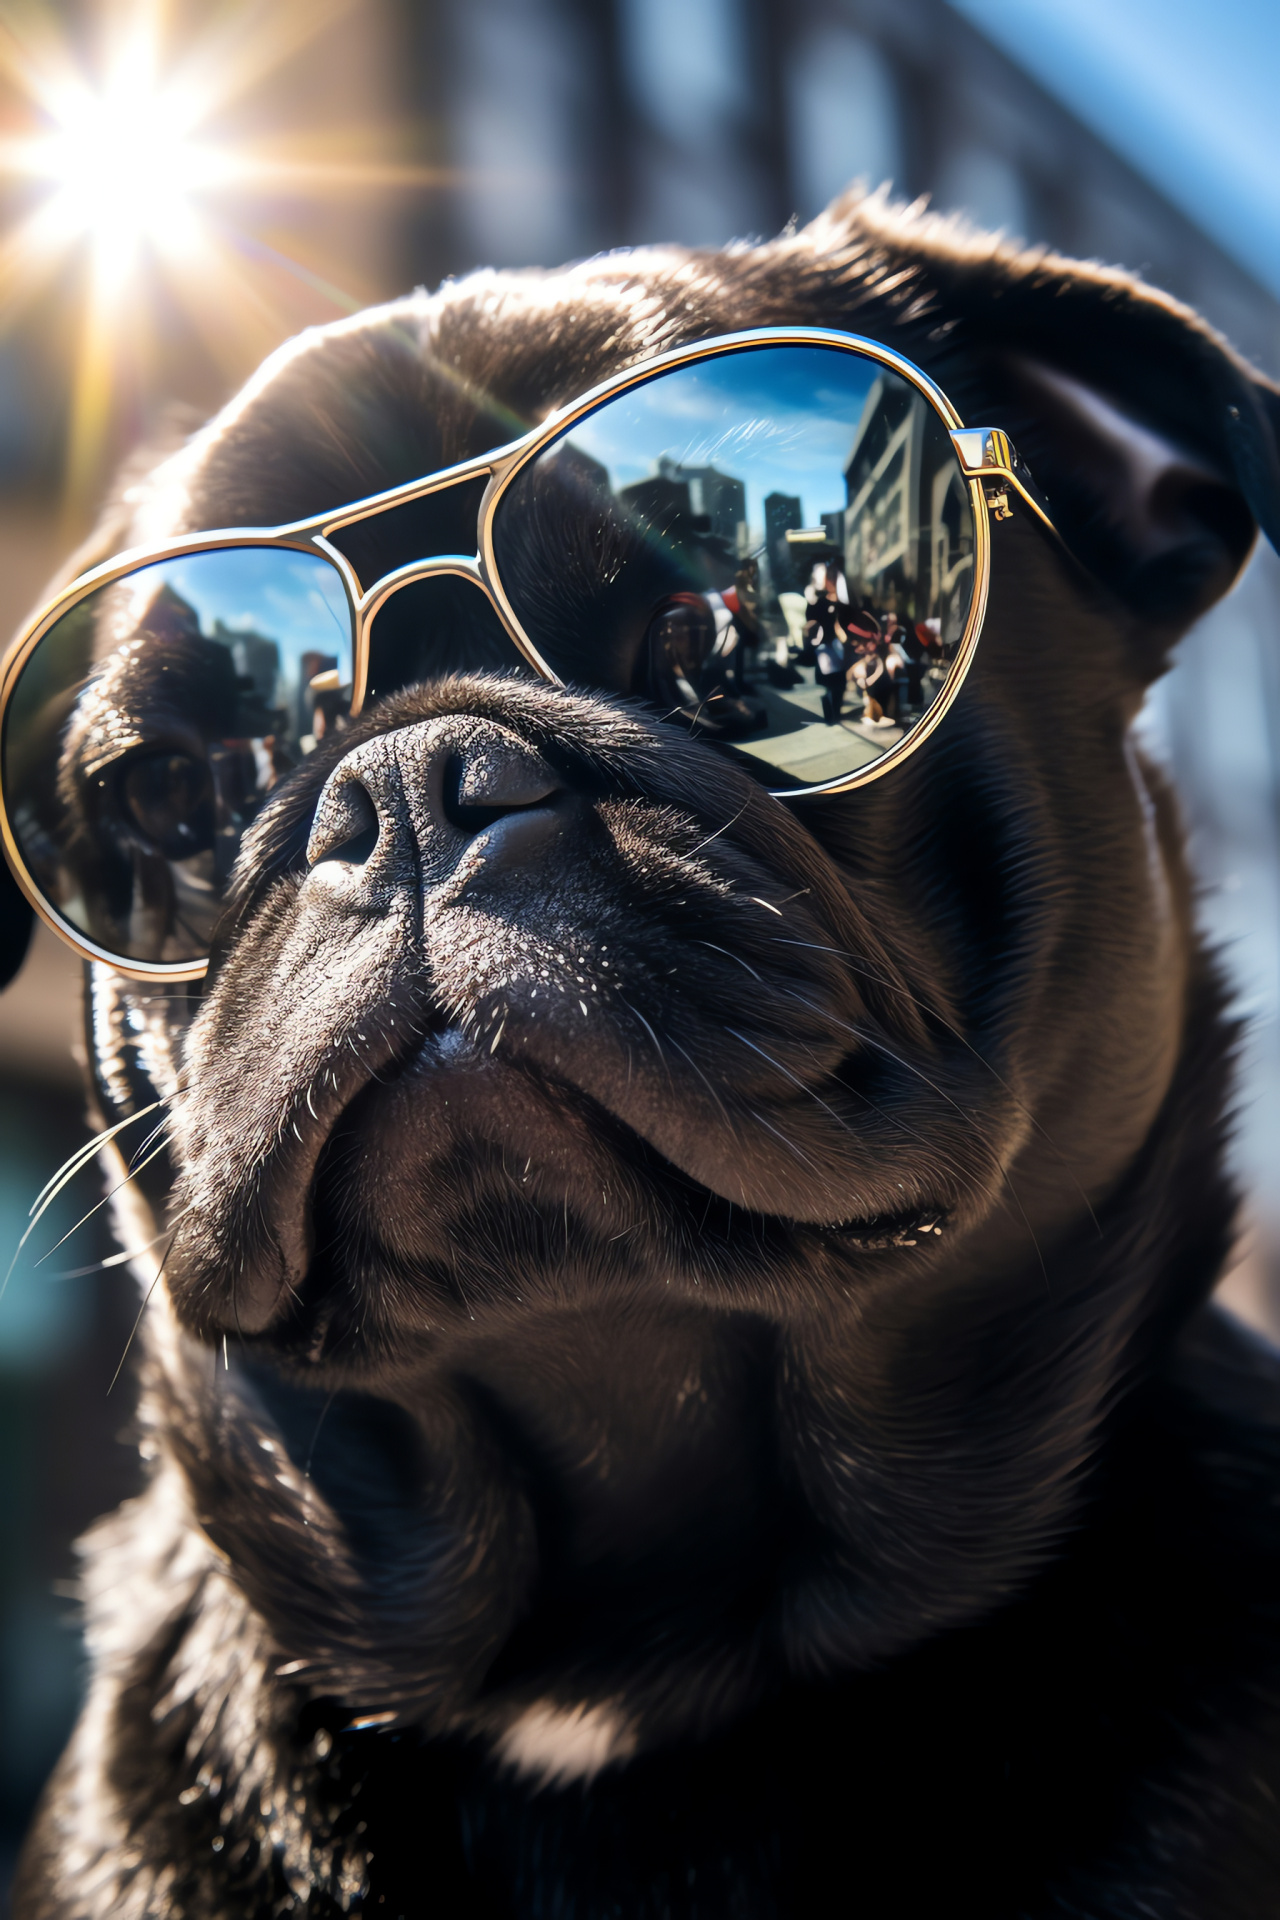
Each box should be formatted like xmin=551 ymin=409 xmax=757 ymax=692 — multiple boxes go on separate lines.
xmin=164 ymin=1015 xmax=958 ymax=1768
xmin=148 ymin=684 xmax=1013 ymax=1761
xmin=222 ymin=1265 xmax=825 ymax=1769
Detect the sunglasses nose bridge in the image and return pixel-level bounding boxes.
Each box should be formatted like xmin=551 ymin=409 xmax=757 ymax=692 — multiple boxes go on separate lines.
xmin=352 ymin=556 xmax=540 ymax=713
xmin=360 ymin=552 xmax=494 ymax=628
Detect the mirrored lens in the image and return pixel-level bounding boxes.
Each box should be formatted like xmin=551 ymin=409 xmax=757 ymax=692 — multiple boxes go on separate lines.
xmin=2 ymin=546 xmax=352 ymax=966
xmin=492 ymin=344 xmax=977 ymax=789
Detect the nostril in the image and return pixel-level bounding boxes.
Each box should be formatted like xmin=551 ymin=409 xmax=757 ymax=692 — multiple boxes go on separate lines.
xmin=307 ymin=777 xmax=381 ymax=867
xmin=442 ymin=747 xmax=561 ymax=835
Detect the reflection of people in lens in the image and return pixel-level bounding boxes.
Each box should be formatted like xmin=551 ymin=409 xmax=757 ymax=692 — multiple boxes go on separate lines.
xmin=704 ymin=584 xmax=755 ymax=696
xmin=646 ymin=593 xmax=766 ymax=738
xmin=916 ymin=616 xmax=944 ymax=710
xmin=853 ymin=630 xmax=895 ymax=727
xmin=880 ymin=610 xmax=908 ymax=723
xmin=896 ymin=616 xmax=930 ymax=715
xmin=846 ymin=606 xmax=881 ymax=648
xmin=805 ymin=565 xmax=850 ymax=726
xmin=730 ymin=557 xmax=766 ymax=672
xmin=801 ymin=552 xmax=847 ymax=665
xmin=309 ymin=686 xmax=347 ymax=743
xmin=301 ymin=652 xmax=347 ymax=745
xmin=805 ymin=554 xmax=848 ymax=605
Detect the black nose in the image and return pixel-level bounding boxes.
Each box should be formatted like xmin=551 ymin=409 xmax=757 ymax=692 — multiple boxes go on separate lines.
xmin=305 ymin=715 xmax=567 ymax=883
xmin=441 ymin=734 xmax=562 ymax=832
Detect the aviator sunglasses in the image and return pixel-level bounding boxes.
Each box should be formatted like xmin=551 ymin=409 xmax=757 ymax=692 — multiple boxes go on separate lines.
xmin=0 ymin=326 xmax=1054 ymax=980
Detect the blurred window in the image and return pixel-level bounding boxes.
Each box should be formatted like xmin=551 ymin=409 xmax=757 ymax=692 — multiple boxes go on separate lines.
xmin=449 ymin=0 xmax=597 ymax=267
xmin=936 ymin=145 xmax=1031 ymax=238
xmin=1137 ymin=545 xmax=1280 ymax=1295
xmin=617 ymin=0 xmax=761 ymax=245
xmin=786 ymin=27 xmax=904 ymax=219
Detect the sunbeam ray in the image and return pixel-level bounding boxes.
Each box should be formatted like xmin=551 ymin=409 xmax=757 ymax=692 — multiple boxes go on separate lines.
xmin=0 ymin=0 xmax=464 ymax=520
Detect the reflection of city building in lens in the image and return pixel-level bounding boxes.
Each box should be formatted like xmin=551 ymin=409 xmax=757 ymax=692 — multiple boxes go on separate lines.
xmin=216 ymin=623 xmax=281 ymax=708
xmin=843 ymin=374 xmax=973 ymax=634
xmin=655 ymin=455 xmax=747 ymax=549
xmin=764 ymin=489 xmax=804 ymax=593
xmin=123 ymin=581 xmax=202 ymax=650
xmin=558 ymin=442 xmax=612 ymax=497
xmin=618 ymin=472 xmax=695 ymax=526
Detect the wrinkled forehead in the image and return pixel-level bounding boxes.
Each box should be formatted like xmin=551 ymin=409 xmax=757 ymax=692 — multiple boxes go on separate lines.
xmin=171 ymin=269 xmax=724 ymax=539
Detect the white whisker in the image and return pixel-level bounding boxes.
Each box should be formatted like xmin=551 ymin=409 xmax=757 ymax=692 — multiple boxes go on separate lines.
xmin=724 ymin=1027 xmax=856 ymax=1138
xmin=685 ymin=800 xmax=749 ymax=859
xmin=694 ymin=940 xmax=762 ymax=982
xmin=616 ymin=997 xmax=673 ymax=1088
xmin=1 ymin=1101 xmax=171 ymax=1303
xmin=667 ymin=1036 xmax=739 ymax=1138
xmin=746 ymin=1108 xmax=819 ymax=1170
xmin=51 ymin=1207 xmax=193 ymax=1278
xmin=32 ymin=1137 xmax=174 ymax=1270
xmin=27 ymin=1099 xmax=167 ymax=1221
xmin=107 ymin=1241 xmax=175 ymax=1395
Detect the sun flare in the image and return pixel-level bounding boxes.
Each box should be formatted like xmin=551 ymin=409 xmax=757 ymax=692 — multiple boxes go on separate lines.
xmin=23 ymin=65 xmax=228 ymax=280
xmin=0 ymin=0 xmax=442 ymax=525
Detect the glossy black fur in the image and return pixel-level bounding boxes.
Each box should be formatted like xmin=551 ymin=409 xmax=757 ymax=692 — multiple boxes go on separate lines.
xmin=13 ymin=193 xmax=1280 ymax=1918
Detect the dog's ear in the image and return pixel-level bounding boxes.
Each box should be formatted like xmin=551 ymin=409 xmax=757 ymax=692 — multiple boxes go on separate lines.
xmin=819 ymin=200 xmax=1280 ymax=660
xmin=952 ymin=260 xmax=1280 ymax=652
xmin=0 ymin=860 xmax=33 ymax=988
xmin=986 ymin=348 xmax=1267 ymax=640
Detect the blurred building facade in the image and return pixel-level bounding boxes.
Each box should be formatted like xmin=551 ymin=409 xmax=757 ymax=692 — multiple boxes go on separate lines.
xmin=1 ymin=0 xmax=1278 ymax=1885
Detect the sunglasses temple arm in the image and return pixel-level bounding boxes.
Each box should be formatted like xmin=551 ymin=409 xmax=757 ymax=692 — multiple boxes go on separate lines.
xmin=952 ymin=428 xmax=1059 ymax=539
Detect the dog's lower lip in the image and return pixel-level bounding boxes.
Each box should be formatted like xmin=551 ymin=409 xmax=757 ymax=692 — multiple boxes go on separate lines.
xmin=313 ymin=1026 xmax=949 ymax=1259
xmin=329 ymin=1021 xmax=953 ymax=1250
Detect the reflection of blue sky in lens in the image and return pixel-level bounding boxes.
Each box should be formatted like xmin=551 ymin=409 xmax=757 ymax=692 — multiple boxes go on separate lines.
xmin=124 ymin=548 xmax=352 ymax=676
xmin=562 ymin=347 xmax=884 ymax=531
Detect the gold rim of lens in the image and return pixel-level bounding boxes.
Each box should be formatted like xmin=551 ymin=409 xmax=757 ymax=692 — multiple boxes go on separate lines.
xmin=477 ymin=328 xmax=991 ymax=801
xmin=0 ymin=533 xmax=361 ymax=980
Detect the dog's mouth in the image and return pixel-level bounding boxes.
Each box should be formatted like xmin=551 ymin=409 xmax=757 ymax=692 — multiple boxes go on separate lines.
xmin=164 ymin=977 xmax=962 ymax=1739
xmin=166 ymin=936 xmax=965 ymax=1353
xmin=227 ymin=994 xmax=949 ymax=1370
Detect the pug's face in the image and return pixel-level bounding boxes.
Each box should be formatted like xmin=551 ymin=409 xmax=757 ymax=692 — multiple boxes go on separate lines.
xmin=78 ymin=208 xmax=1268 ymax=1766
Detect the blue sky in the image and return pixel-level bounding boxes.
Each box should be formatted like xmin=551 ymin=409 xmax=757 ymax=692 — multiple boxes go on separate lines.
xmin=562 ymin=347 xmax=881 ymax=531
xmin=947 ymin=0 xmax=1280 ymax=298
xmin=126 ymin=549 xmax=351 ymax=682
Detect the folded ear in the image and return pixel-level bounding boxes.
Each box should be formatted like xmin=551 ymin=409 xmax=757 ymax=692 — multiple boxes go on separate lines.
xmin=957 ymin=281 xmax=1280 ymax=651
xmin=993 ymin=353 xmax=1260 ymax=631
xmin=814 ymin=197 xmax=1280 ymax=666
xmin=0 ymin=857 xmax=34 ymax=988
xmin=966 ymin=272 xmax=1280 ymax=652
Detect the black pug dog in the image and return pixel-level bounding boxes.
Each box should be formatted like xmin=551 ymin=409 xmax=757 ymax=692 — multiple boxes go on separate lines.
xmin=11 ymin=192 xmax=1280 ymax=1919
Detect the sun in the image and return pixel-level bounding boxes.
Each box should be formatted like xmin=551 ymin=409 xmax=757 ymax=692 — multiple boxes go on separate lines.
xmin=13 ymin=16 xmax=237 ymax=293
xmin=24 ymin=61 xmax=228 ymax=285
xmin=0 ymin=1 xmax=442 ymax=527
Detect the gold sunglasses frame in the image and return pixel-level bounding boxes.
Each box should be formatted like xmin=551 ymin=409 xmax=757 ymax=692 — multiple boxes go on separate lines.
xmin=0 ymin=325 xmax=1052 ymax=980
